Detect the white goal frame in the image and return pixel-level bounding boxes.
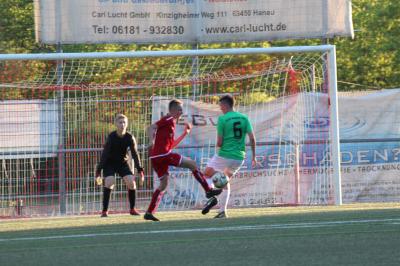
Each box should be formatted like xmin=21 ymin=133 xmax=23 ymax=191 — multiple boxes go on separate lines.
xmin=0 ymin=45 xmax=342 ymax=217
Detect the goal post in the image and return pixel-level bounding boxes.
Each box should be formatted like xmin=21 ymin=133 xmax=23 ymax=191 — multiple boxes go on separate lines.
xmin=0 ymin=45 xmax=341 ymax=217
xmin=327 ymin=46 xmax=342 ymax=205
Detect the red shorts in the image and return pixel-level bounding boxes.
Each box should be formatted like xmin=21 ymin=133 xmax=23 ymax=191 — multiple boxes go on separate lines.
xmin=150 ymin=153 xmax=182 ymax=178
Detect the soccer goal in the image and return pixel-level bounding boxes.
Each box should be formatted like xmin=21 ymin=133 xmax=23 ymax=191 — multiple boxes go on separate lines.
xmin=0 ymin=45 xmax=341 ymax=217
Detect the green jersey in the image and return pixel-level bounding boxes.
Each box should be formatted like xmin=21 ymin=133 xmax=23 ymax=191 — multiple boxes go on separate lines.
xmin=217 ymin=111 xmax=253 ymax=160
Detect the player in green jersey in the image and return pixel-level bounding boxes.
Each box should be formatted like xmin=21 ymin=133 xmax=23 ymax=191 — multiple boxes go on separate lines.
xmin=202 ymin=94 xmax=256 ymax=218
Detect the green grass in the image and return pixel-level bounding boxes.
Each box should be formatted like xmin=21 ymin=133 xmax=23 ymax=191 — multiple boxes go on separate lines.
xmin=0 ymin=203 xmax=400 ymax=266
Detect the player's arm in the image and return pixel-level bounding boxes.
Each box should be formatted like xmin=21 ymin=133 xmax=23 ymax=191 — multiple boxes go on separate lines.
xmin=95 ymin=135 xmax=112 ymax=183
xmin=147 ymin=123 xmax=158 ymax=149
xmin=248 ymin=131 xmax=257 ymax=167
xmin=172 ymin=122 xmax=192 ymax=149
xmin=130 ymin=135 xmax=145 ymax=185
xmin=246 ymin=117 xmax=257 ymax=167
xmin=216 ymin=134 xmax=223 ymax=148
xmin=216 ymin=116 xmax=224 ymax=148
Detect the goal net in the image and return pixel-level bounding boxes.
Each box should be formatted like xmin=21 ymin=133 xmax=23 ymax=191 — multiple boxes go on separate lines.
xmin=0 ymin=46 xmax=341 ymax=217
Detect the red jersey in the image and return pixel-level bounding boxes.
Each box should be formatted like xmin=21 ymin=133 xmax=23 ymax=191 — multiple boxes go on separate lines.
xmin=150 ymin=115 xmax=176 ymax=158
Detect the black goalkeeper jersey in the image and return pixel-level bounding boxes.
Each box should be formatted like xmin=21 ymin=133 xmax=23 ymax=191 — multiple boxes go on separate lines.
xmin=96 ymin=131 xmax=143 ymax=173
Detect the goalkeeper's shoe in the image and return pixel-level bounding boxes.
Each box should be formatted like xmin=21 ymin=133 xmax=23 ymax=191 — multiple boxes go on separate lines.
xmin=144 ymin=212 xmax=160 ymax=222
xmin=202 ymin=197 xmax=218 ymax=215
xmin=100 ymin=211 xmax=108 ymax=217
xmin=130 ymin=208 xmax=141 ymax=216
xmin=214 ymin=211 xmax=227 ymax=219
xmin=206 ymin=188 xmax=223 ymax=199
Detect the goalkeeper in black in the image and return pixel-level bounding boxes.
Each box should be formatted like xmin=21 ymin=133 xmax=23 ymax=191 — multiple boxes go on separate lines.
xmin=96 ymin=114 xmax=144 ymax=217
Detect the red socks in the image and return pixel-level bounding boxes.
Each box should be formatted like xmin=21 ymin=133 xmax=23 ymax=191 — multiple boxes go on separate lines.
xmin=192 ymin=169 xmax=210 ymax=192
xmin=147 ymin=189 xmax=164 ymax=214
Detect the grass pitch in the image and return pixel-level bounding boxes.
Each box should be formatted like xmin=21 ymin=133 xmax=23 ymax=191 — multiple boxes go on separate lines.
xmin=0 ymin=203 xmax=399 ymax=266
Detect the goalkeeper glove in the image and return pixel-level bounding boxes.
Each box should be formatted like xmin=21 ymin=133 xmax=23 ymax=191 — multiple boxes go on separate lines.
xmin=95 ymin=169 xmax=102 ymax=186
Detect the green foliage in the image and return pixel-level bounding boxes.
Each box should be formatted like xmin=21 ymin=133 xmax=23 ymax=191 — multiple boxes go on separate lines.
xmin=237 ymin=92 xmax=276 ymax=105
xmin=333 ymin=0 xmax=400 ymax=90
xmin=0 ymin=0 xmax=50 ymax=53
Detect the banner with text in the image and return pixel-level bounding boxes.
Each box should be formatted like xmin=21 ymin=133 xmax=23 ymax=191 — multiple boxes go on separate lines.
xmin=34 ymin=0 xmax=354 ymax=44
xmin=152 ymin=90 xmax=400 ymax=210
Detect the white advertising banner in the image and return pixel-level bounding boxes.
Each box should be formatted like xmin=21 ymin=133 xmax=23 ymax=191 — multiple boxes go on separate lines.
xmin=0 ymin=100 xmax=59 ymax=159
xmin=152 ymin=90 xmax=400 ymax=211
xmin=34 ymin=0 xmax=354 ymax=44
xmin=338 ymin=90 xmax=400 ymax=203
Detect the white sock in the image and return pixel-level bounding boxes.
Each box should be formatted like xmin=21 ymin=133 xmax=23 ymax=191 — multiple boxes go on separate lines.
xmin=218 ymin=183 xmax=230 ymax=213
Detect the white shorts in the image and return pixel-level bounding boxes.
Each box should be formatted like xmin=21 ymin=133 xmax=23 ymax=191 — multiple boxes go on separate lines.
xmin=207 ymin=154 xmax=244 ymax=176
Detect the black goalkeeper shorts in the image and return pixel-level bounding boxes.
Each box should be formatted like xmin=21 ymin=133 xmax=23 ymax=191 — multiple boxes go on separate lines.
xmin=103 ymin=162 xmax=133 ymax=178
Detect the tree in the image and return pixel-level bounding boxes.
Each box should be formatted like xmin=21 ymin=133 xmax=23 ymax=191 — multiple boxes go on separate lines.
xmin=333 ymin=0 xmax=400 ymax=90
xmin=0 ymin=0 xmax=47 ymax=53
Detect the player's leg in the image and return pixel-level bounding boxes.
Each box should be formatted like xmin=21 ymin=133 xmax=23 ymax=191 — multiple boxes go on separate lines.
xmin=214 ymin=159 xmax=243 ymax=219
xmin=202 ymin=155 xmax=231 ymax=215
xmin=202 ymin=155 xmax=225 ymax=214
xmin=204 ymin=166 xmax=217 ymax=188
xmin=178 ymin=155 xmax=221 ymax=198
xmin=144 ymin=157 xmax=169 ymax=222
xmin=201 ymin=196 xmax=218 ymax=215
xmin=122 ymin=174 xmax=140 ymax=215
xmin=102 ymin=171 xmax=116 ymax=217
xmin=201 ymin=166 xmax=219 ymax=215
xmin=181 ymin=157 xmax=207 ymax=187
xmin=214 ymin=182 xmax=230 ymax=218
xmin=201 ymin=155 xmax=241 ymax=217
xmin=144 ymin=175 xmax=167 ymax=222
xmin=120 ymin=164 xmax=140 ymax=216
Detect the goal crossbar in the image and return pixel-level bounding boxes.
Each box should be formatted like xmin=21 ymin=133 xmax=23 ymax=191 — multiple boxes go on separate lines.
xmin=0 ymin=45 xmax=342 ymax=218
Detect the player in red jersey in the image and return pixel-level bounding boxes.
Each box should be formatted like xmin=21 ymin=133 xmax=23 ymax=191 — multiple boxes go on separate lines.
xmin=144 ymin=99 xmax=221 ymax=221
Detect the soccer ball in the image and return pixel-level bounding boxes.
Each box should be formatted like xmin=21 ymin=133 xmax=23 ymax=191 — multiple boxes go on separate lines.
xmin=212 ymin=171 xmax=229 ymax=188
